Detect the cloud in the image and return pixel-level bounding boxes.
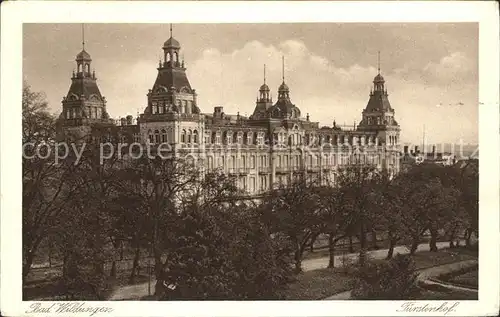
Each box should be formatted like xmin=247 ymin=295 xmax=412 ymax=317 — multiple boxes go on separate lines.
xmin=187 ymin=39 xmax=376 ymax=121
xmin=34 ymin=36 xmax=476 ymax=145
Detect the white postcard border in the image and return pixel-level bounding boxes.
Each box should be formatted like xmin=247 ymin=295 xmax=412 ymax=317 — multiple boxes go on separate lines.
xmin=1 ymin=1 xmax=498 ymax=316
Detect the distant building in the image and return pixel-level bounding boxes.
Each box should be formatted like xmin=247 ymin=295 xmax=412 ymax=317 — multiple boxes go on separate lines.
xmin=57 ymin=31 xmax=402 ymax=195
xmin=400 ymin=145 xmax=456 ymax=171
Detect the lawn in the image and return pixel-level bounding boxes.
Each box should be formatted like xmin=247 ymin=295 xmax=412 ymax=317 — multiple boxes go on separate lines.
xmin=448 ymin=269 xmax=478 ymax=288
xmin=24 ymin=246 xmax=478 ymax=301
xmin=276 ymin=268 xmax=353 ymax=300
xmin=278 ymin=247 xmax=478 ymax=300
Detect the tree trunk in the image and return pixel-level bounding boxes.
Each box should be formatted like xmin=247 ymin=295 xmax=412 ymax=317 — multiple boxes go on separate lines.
xmin=23 ymin=250 xmax=36 ymax=283
xmin=449 ymin=229 xmax=456 ymax=248
xmin=120 ymin=241 xmax=124 ymax=261
xmin=348 ymin=236 xmax=354 ymax=253
xmin=410 ymin=237 xmax=419 ymax=255
xmin=110 ymin=261 xmax=117 ymax=278
xmin=129 ymin=247 xmax=141 ymax=284
xmin=328 ymin=233 xmax=335 ymax=268
xmin=429 ymin=227 xmax=438 ymax=252
xmin=386 ymin=234 xmax=395 ymax=259
xmin=465 ymin=229 xmax=472 ymax=247
xmin=48 ymin=240 xmax=53 ymax=268
xmin=370 ymin=230 xmax=379 ymax=250
xmin=294 ymin=247 xmax=303 ymax=273
xmin=359 ymin=223 xmax=367 ymax=266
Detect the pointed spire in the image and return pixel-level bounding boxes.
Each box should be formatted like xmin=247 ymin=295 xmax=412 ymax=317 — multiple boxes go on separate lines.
xmin=282 ymin=56 xmax=285 ymax=83
xmin=170 ymin=23 xmax=173 ymax=38
xmin=264 ymin=64 xmax=266 ymax=85
xmin=82 ymin=24 xmax=85 ymax=50
xmin=377 ymin=51 xmax=381 ymax=74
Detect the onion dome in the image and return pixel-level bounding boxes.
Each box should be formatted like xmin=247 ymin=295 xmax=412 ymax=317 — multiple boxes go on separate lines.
xmin=260 ymin=83 xmax=270 ymax=91
xmin=373 ymin=73 xmax=385 ymax=83
xmin=76 ymin=50 xmax=91 ymax=61
xmin=278 ymin=82 xmax=289 ymax=92
xmin=163 ymin=37 xmax=180 ymax=49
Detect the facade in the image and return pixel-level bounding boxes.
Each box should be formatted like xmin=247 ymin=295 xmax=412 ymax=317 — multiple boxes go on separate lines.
xmin=58 ymin=32 xmax=401 ymax=195
xmin=401 ymin=146 xmax=456 ymax=171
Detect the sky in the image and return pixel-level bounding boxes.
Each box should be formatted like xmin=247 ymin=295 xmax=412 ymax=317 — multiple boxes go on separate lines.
xmin=23 ymin=23 xmax=478 ymax=144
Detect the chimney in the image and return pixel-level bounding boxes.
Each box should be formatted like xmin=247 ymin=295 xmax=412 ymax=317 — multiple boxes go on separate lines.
xmin=214 ymin=106 xmax=224 ymax=119
xmin=432 ymin=145 xmax=436 ymax=154
xmin=404 ymin=145 xmax=409 ymax=154
xmin=126 ymin=115 xmax=133 ymax=125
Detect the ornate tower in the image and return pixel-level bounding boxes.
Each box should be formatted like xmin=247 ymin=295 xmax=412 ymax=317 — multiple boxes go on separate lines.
xmin=357 ymin=52 xmax=401 ymax=174
xmin=250 ymin=65 xmax=273 ymax=119
xmin=269 ymin=56 xmax=301 ymax=119
xmin=139 ymin=24 xmax=204 ymax=149
xmin=58 ymin=25 xmax=112 ymax=140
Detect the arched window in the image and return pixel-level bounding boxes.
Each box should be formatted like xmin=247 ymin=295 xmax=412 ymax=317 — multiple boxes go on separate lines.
xmin=211 ymin=131 xmax=216 ymax=144
xmin=161 ymin=129 xmax=167 ymax=143
xmin=181 ymin=129 xmax=186 ymax=143
xmin=166 ymin=52 xmax=171 ymax=62
xmin=148 ymin=130 xmax=153 ymax=144
xmin=154 ymin=130 xmax=160 ymax=144
xmin=232 ymin=132 xmax=238 ymax=144
xmin=222 ymin=131 xmax=228 ymax=144
xmin=193 ymin=130 xmax=198 ymax=143
xmin=78 ymin=64 xmax=82 ymax=72
xmin=187 ymin=130 xmax=192 ymax=143
xmin=86 ymin=64 xmax=90 ymax=73
xmin=175 ymin=52 xmax=179 ymax=62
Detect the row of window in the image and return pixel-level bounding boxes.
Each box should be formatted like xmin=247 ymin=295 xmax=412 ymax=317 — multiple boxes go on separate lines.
xmin=205 ymin=131 xmax=265 ymax=146
xmin=65 ymin=107 xmax=102 ymax=119
xmin=146 ymin=129 xmax=200 ymax=144
xmin=206 ymin=155 xmax=260 ymax=170
xmin=151 ymin=100 xmax=193 ymax=114
xmin=203 ymin=153 xmax=397 ymax=170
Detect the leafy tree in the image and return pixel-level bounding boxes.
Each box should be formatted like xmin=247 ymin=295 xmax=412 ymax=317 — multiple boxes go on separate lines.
xmin=368 ymin=172 xmax=406 ymax=259
xmin=22 ymin=82 xmax=81 ymax=282
xmin=260 ymin=177 xmax=321 ymax=272
xmin=316 ymin=184 xmax=349 ymax=267
xmin=335 ymin=166 xmax=379 ymax=265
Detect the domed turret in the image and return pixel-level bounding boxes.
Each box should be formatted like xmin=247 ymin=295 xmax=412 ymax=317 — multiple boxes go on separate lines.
xmin=163 ymin=37 xmax=180 ymax=49
xmin=373 ymin=73 xmax=385 ymax=83
xmin=278 ymin=82 xmax=289 ymax=92
xmin=76 ymin=49 xmax=91 ymax=61
xmin=260 ymin=83 xmax=270 ymax=91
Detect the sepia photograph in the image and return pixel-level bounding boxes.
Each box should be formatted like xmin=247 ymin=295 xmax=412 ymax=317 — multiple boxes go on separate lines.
xmin=21 ymin=21 xmax=480 ymax=301
xmin=1 ymin=1 xmax=499 ymax=317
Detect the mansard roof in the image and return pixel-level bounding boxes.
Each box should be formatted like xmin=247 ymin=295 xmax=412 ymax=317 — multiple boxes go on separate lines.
xmin=152 ymin=69 xmax=193 ymax=93
xmin=365 ymin=91 xmax=393 ymax=112
xmin=66 ymin=78 xmax=103 ymax=101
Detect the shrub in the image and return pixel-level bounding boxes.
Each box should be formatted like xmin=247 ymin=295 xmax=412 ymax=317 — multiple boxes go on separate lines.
xmin=351 ymin=254 xmax=421 ymax=300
